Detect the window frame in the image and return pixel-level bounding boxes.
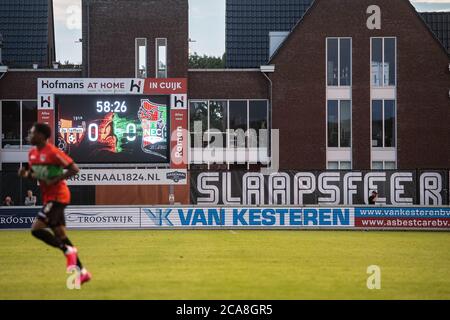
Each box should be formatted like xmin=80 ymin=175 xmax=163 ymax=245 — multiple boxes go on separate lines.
xmin=371 ymin=161 xmax=397 ymax=170
xmin=371 ymin=99 xmax=397 ymax=149
xmin=326 ymin=99 xmax=352 ymax=149
xmin=1 ymin=99 xmax=37 ymax=151
xmin=326 ymin=37 xmax=352 ymax=87
xmin=135 ymin=38 xmax=147 ymax=78
xmin=188 ymin=99 xmax=269 ymax=164
xmin=155 ymin=38 xmax=168 ymax=79
xmin=370 ymin=37 xmax=397 ymax=88
xmin=327 ymin=161 xmax=352 ymax=170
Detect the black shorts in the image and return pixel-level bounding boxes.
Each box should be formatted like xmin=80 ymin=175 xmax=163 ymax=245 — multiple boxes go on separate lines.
xmin=37 ymin=202 xmax=67 ymax=228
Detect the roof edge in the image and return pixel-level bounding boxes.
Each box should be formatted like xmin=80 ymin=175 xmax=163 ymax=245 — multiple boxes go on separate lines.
xmin=268 ymin=0 xmax=318 ymax=64
xmin=269 ymin=0 xmax=450 ymax=63
xmin=188 ymin=69 xmax=261 ymax=72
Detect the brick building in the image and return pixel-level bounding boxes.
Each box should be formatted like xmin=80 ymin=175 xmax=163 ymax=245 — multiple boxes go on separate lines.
xmin=0 ymin=0 xmax=449 ymax=206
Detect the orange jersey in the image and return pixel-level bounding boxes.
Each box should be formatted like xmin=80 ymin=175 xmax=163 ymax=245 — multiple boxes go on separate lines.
xmin=29 ymin=143 xmax=74 ymax=205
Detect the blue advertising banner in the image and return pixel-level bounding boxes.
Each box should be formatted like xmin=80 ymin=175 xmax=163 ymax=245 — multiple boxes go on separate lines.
xmin=1 ymin=206 xmax=449 ymax=230
xmin=140 ymin=207 xmax=354 ymax=228
xmin=0 ymin=208 xmax=37 ymax=229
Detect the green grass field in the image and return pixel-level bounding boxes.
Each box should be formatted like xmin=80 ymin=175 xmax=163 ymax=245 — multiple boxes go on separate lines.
xmin=0 ymin=230 xmax=449 ymax=300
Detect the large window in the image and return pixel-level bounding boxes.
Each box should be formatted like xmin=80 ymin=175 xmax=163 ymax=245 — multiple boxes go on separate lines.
xmin=190 ymin=101 xmax=208 ymax=148
xmin=156 ymin=38 xmax=167 ymax=78
xmin=189 ymin=100 xmax=269 ymax=162
xmin=249 ymin=101 xmax=268 ymax=148
xmin=327 ymin=100 xmax=351 ymax=148
xmin=228 ymin=101 xmax=247 ymax=148
xmin=327 ymin=38 xmax=352 ymax=86
xmin=208 ymin=101 xmax=227 ymax=148
xmin=1 ymin=100 xmax=37 ymax=150
xmin=135 ymin=38 xmax=147 ymax=78
xmin=372 ymin=100 xmax=396 ymax=148
xmin=371 ymin=37 xmax=396 ymax=87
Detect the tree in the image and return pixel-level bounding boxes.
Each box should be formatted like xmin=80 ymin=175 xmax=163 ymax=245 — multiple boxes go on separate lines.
xmin=189 ymin=52 xmax=225 ymax=69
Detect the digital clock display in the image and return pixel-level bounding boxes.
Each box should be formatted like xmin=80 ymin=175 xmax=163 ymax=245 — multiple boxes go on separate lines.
xmin=55 ymin=94 xmax=170 ymax=164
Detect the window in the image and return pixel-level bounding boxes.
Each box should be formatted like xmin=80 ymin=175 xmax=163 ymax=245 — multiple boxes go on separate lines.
xmin=372 ymin=100 xmax=396 ymax=148
xmin=22 ymin=101 xmax=37 ymax=148
xmin=156 ymin=38 xmax=167 ymax=78
xmin=190 ymin=101 xmax=208 ymax=148
xmin=372 ymin=161 xmax=396 ymax=170
xmin=1 ymin=101 xmax=20 ymax=149
xmin=228 ymin=101 xmax=247 ymax=148
xmin=327 ymin=38 xmax=351 ymax=86
xmin=371 ymin=37 xmax=396 ymax=87
xmin=328 ymin=161 xmax=352 ymax=170
xmin=1 ymin=100 xmax=37 ymax=150
xmin=269 ymin=31 xmax=289 ymax=57
xmin=327 ymin=100 xmax=351 ymax=148
xmin=249 ymin=100 xmax=268 ymax=148
xmin=189 ymin=100 xmax=269 ymax=162
xmin=135 ymin=38 xmax=147 ymax=78
xmin=208 ymin=101 xmax=227 ymax=147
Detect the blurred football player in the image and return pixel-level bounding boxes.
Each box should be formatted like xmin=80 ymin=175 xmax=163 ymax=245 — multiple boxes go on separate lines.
xmin=18 ymin=123 xmax=91 ymax=286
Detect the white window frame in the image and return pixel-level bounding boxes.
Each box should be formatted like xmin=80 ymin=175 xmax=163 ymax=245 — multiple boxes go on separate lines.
xmin=371 ymin=99 xmax=397 ymax=149
xmin=371 ymin=161 xmax=397 ymax=170
xmin=155 ymin=38 xmax=167 ymax=78
xmin=326 ymin=37 xmax=352 ymax=87
xmin=135 ymin=38 xmax=147 ymax=78
xmin=326 ymin=99 xmax=352 ymax=149
xmin=327 ymin=161 xmax=352 ymax=170
xmin=370 ymin=37 xmax=397 ymax=88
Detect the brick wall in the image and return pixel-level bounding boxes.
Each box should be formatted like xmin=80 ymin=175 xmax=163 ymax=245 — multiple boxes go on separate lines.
xmin=188 ymin=70 xmax=269 ymax=99
xmin=270 ymin=0 xmax=450 ymax=169
xmin=82 ymin=0 xmax=188 ymax=78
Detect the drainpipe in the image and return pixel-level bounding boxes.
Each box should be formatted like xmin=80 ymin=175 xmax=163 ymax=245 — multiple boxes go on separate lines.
xmin=260 ymin=65 xmax=275 ymax=170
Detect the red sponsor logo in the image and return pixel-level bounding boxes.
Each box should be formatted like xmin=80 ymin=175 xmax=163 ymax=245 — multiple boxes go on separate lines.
xmin=170 ymin=109 xmax=187 ymax=169
xmin=143 ymin=78 xmax=187 ymax=94
xmin=38 ymin=110 xmax=55 ymax=139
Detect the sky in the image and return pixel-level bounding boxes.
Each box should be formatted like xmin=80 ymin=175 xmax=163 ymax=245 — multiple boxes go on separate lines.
xmin=54 ymin=0 xmax=450 ymax=64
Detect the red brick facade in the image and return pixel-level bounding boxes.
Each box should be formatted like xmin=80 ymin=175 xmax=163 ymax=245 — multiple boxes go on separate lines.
xmin=1 ymin=0 xmax=449 ymax=173
xmin=266 ymin=0 xmax=449 ymax=169
xmin=82 ymin=0 xmax=188 ymax=78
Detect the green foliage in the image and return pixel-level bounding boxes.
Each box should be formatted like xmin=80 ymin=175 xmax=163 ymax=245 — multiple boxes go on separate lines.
xmin=189 ymin=52 xmax=226 ymax=69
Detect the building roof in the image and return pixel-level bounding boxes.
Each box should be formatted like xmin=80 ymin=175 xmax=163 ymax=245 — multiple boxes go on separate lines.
xmin=0 ymin=0 xmax=54 ymax=68
xmin=420 ymin=12 xmax=450 ymax=54
xmin=226 ymin=0 xmax=450 ymax=68
xmin=226 ymin=0 xmax=313 ymax=68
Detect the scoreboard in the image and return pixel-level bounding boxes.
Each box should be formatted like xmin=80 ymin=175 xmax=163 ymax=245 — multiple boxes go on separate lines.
xmin=55 ymin=95 xmax=170 ymax=164
xmin=38 ymin=78 xmax=188 ymax=168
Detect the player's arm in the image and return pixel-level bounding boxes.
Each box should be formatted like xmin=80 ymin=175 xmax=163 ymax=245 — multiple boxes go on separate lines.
xmin=46 ymin=148 xmax=80 ymax=185
xmin=18 ymin=165 xmax=36 ymax=180
xmin=47 ymin=162 xmax=80 ymax=186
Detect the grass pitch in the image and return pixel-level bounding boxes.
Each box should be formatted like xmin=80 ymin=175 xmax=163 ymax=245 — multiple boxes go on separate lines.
xmin=0 ymin=230 xmax=449 ymax=300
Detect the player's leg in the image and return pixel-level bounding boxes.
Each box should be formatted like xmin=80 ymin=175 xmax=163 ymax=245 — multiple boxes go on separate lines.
xmin=52 ymin=225 xmax=83 ymax=269
xmin=31 ymin=211 xmax=66 ymax=250
xmin=52 ymin=225 xmax=92 ymax=285
xmin=51 ymin=204 xmax=92 ymax=284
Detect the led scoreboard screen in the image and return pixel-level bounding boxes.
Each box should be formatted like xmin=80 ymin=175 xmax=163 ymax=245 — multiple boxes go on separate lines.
xmin=55 ymin=95 xmax=170 ymax=164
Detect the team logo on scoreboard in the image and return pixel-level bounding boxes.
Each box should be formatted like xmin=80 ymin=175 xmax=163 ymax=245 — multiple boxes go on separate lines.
xmin=59 ymin=119 xmax=86 ymax=149
xmin=138 ymin=99 xmax=168 ymax=159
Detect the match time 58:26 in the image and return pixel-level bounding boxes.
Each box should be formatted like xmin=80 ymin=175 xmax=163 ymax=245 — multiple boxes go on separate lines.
xmin=220 ymin=304 xmax=272 ymax=315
